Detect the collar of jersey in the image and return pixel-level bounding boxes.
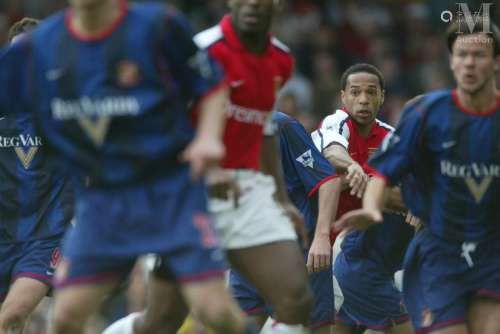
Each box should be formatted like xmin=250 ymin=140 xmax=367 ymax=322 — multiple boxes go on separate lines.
xmin=221 ymin=15 xmax=272 ymax=54
xmin=65 ymin=0 xmax=128 ymax=42
xmin=451 ymin=89 xmax=500 ymax=117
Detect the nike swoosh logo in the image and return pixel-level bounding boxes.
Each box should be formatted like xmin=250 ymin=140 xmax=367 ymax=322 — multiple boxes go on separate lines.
xmin=0 ymin=117 xmax=5 ymax=121
xmin=46 ymin=68 xmax=65 ymax=81
xmin=46 ymin=270 xmax=54 ymax=276
xmin=442 ymin=141 xmax=456 ymax=149
xmin=230 ymin=80 xmax=245 ymax=88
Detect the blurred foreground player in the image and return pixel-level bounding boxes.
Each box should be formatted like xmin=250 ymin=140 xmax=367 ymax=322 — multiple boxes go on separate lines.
xmin=108 ymin=0 xmax=315 ymax=333
xmin=0 ymin=0 xmax=256 ymax=333
xmin=336 ymin=20 xmax=500 ymax=334
xmin=0 ymin=18 xmax=74 ymax=334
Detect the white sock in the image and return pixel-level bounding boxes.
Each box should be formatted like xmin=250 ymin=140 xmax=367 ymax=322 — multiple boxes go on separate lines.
xmin=260 ymin=317 xmax=310 ymax=334
xmin=102 ymin=312 xmax=141 ymax=334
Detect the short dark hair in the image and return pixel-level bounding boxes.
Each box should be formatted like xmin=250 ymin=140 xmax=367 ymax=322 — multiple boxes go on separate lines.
xmin=340 ymin=63 xmax=385 ymax=91
xmin=446 ymin=18 xmax=500 ymax=56
xmin=8 ymin=17 xmax=40 ymax=42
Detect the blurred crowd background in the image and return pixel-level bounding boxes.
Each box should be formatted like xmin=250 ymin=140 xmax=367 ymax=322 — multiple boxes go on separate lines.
xmin=1 ymin=0 xmax=498 ymax=130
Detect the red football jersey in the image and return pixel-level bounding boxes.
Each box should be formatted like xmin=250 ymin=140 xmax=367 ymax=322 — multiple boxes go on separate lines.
xmin=312 ymin=109 xmax=393 ymax=241
xmin=195 ymin=15 xmax=294 ymax=170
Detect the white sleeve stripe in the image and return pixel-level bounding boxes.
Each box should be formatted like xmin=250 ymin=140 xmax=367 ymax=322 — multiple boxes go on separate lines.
xmin=271 ymin=37 xmax=291 ymax=53
xmin=193 ymin=25 xmax=223 ymax=49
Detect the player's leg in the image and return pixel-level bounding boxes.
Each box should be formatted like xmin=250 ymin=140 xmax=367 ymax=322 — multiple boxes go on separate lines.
xmin=229 ymin=269 xmax=269 ymax=328
xmin=0 ymin=278 xmax=49 ymax=334
xmin=50 ymin=281 xmax=118 ymax=334
xmin=228 ymin=240 xmax=313 ymax=325
xmin=468 ymin=296 xmax=500 ymax=333
xmin=333 ymin=322 xmax=356 ymax=334
xmin=385 ymin=322 xmax=414 ymax=334
xmin=180 ymin=278 xmax=254 ymax=333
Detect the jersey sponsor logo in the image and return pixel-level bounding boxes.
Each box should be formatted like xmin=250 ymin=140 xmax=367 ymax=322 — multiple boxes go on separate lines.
xmin=440 ymin=160 xmax=499 ymax=203
xmin=0 ymin=134 xmax=43 ymax=169
xmin=296 ymin=149 xmax=314 ymax=168
xmin=116 ymin=60 xmax=141 ymax=88
xmin=227 ymin=103 xmax=268 ymax=126
xmin=229 ymin=80 xmax=245 ymax=88
xmin=51 ymin=97 xmax=140 ymax=146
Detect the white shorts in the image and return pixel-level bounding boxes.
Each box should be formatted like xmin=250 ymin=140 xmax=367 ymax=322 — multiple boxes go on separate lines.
xmin=209 ymin=170 xmax=297 ymax=249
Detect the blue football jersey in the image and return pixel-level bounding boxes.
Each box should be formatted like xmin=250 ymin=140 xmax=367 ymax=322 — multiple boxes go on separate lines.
xmin=0 ymin=2 xmax=224 ymax=186
xmin=369 ymin=90 xmax=500 ymax=241
xmin=273 ymin=112 xmax=337 ymax=235
xmin=0 ymin=107 xmax=73 ymax=243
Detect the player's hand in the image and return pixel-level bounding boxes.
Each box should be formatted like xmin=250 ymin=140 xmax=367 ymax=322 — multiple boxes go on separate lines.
xmin=307 ymin=233 xmax=331 ymax=273
xmin=279 ymin=201 xmax=308 ymax=248
xmin=206 ymin=168 xmax=241 ymax=207
xmin=181 ymin=137 xmax=225 ymax=180
xmin=346 ymin=163 xmax=368 ymax=198
xmin=333 ymin=209 xmax=382 ymax=232
xmin=405 ymin=212 xmax=422 ymax=230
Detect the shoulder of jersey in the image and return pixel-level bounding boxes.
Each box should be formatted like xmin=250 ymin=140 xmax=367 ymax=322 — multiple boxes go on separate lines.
xmin=406 ymin=89 xmax=451 ymax=117
xmin=194 ymin=25 xmax=224 ymax=50
xmin=375 ymin=118 xmax=394 ymax=132
xmin=30 ymin=10 xmax=65 ymax=39
xmin=270 ymin=37 xmax=291 ymax=54
xmin=321 ymin=109 xmax=350 ymax=126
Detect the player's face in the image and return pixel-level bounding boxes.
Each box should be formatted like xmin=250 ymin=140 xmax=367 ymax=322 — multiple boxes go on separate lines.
xmin=228 ymin=0 xmax=278 ymax=35
xmin=450 ymin=33 xmax=499 ymax=94
xmin=341 ymin=72 xmax=384 ymax=126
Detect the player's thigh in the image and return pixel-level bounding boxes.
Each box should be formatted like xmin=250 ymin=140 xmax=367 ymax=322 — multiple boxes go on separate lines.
xmin=142 ymin=274 xmax=188 ymax=325
xmin=334 ymin=322 xmax=356 ymax=334
xmin=180 ymin=277 xmax=239 ymax=316
xmin=312 ymin=325 xmax=334 ymax=334
xmin=227 ymin=240 xmax=308 ymax=303
xmin=385 ymin=321 xmax=414 ymax=334
xmin=0 ymin=277 xmax=48 ymax=319
xmin=52 ymin=282 xmax=118 ymax=321
xmin=468 ymin=297 xmax=500 ymax=334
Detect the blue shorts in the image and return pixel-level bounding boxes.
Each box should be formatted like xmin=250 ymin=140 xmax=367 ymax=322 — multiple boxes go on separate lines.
xmin=403 ymin=229 xmax=500 ymax=334
xmin=334 ymin=249 xmax=409 ymax=331
xmin=229 ymin=250 xmax=335 ymax=328
xmin=0 ymin=236 xmax=61 ymax=302
xmin=56 ymin=167 xmax=227 ymax=288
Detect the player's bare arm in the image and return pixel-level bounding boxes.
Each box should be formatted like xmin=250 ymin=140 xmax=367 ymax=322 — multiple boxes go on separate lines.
xmin=323 ymin=143 xmax=368 ymax=198
xmin=307 ymin=176 xmax=341 ymax=273
xmin=181 ymin=86 xmax=229 ymax=180
xmin=334 ymin=176 xmax=385 ymax=232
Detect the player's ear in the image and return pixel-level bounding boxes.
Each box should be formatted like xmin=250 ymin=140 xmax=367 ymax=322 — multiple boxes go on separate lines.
xmin=380 ymin=89 xmax=385 ymax=105
xmin=495 ymin=55 xmax=500 ymax=72
xmin=341 ymin=90 xmax=347 ymax=106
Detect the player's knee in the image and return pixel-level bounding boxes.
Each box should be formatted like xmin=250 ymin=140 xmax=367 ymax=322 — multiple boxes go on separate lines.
xmin=136 ymin=305 xmax=188 ymax=333
xmin=190 ymin=296 xmax=239 ymax=333
xmin=0 ymin=311 xmax=25 ymax=333
xmin=52 ymin=303 xmax=87 ymax=333
xmin=273 ymin=280 xmax=314 ymax=324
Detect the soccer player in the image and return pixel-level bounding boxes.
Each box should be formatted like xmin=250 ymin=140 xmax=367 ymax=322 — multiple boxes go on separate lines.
xmin=311 ymin=63 xmax=414 ymax=334
xmin=336 ymin=20 xmax=500 ymax=334
xmin=114 ymin=1 xmax=315 ymax=333
xmin=0 ymin=1 xmax=256 ymax=333
xmin=0 ymin=18 xmax=74 ymax=334
xmin=229 ymin=111 xmax=341 ymax=333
